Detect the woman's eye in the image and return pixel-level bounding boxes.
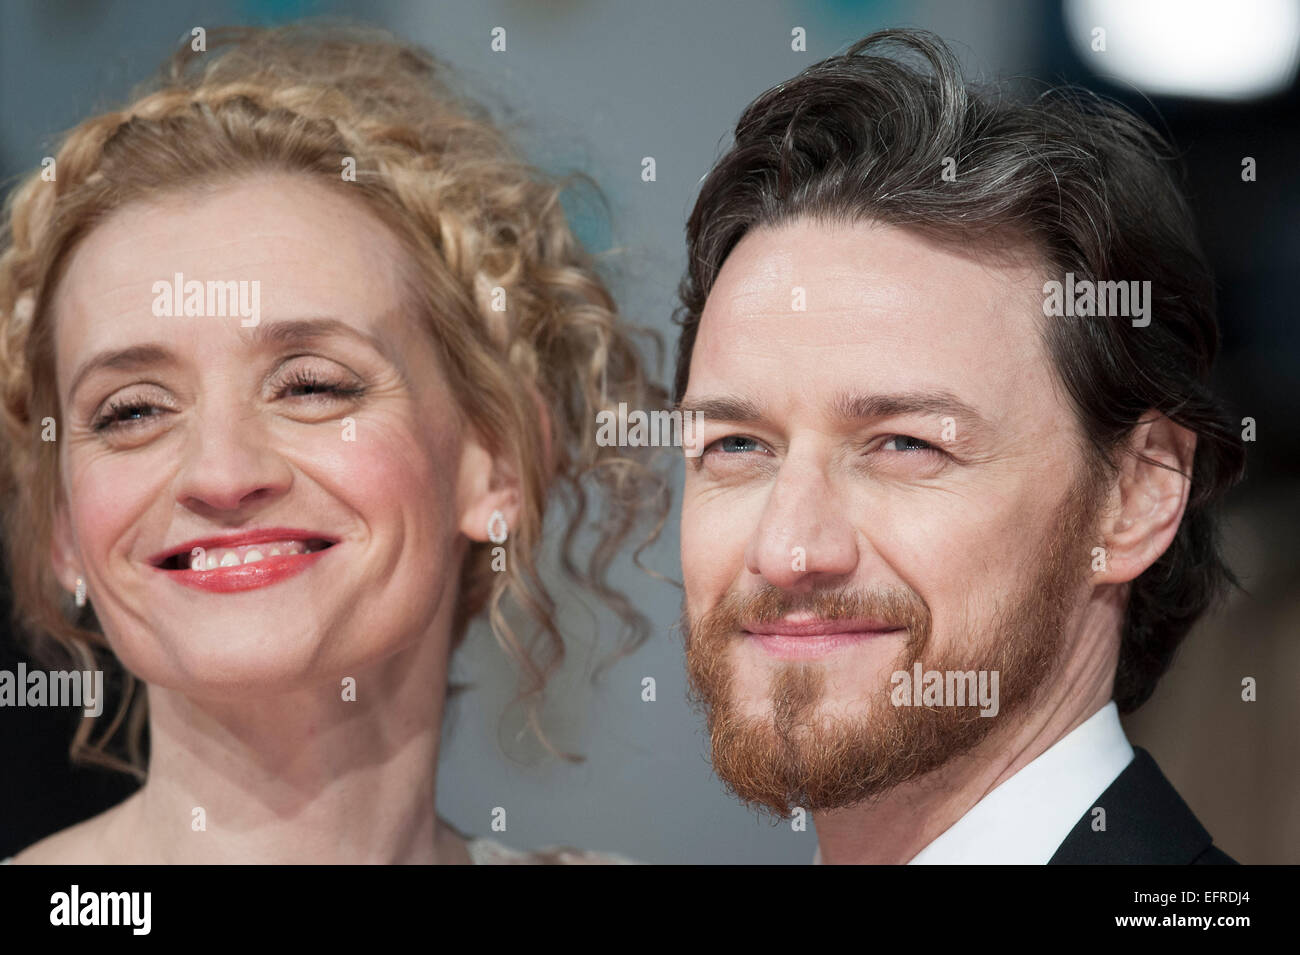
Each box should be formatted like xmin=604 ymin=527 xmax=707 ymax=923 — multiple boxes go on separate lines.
xmin=276 ymin=369 xmax=365 ymax=402
xmin=93 ymin=400 xmax=168 ymax=433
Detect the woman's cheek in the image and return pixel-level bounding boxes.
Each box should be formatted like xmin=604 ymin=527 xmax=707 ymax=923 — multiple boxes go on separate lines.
xmin=67 ymin=453 xmax=166 ymax=557
xmin=294 ymin=413 xmax=456 ymax=501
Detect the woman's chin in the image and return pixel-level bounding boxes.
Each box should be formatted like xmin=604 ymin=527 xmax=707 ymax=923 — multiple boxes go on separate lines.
xmin=109 ymin=621 xmax=432 ymax=703
xmin=110 ymin=632 xmax=352 ymax=696
xmin=138 ymin=666 xmax=350 ymax=703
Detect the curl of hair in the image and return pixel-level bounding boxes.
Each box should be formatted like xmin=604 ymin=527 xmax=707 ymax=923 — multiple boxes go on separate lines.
xmin=0 ymin=22 xmax=669 ymax=777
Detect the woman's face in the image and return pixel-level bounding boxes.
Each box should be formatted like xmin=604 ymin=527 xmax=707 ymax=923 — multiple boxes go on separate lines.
xmin=49 ymin=173 xmax=511 ymax=697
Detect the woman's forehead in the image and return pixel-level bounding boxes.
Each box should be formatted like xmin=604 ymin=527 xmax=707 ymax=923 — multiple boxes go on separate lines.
xmin=50 ymin=175 xmax=415 ymax=373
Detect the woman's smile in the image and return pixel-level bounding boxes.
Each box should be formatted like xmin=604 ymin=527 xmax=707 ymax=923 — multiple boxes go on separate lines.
xmin=0 ymin=19 xmax=667 ymax=864
xmin=148 ymin=528 xmax=338 ymax=593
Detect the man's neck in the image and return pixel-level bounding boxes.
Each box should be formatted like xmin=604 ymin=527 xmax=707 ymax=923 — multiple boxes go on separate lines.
xmin=812 ymin=684 xmax=1114 ymax=864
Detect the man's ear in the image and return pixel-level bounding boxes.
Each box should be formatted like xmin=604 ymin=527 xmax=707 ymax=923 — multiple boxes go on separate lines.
xmin=1093 ymin=413 xmax=1197 ymax=585
xmin=50 ymin=494 xmax=80 ymax=593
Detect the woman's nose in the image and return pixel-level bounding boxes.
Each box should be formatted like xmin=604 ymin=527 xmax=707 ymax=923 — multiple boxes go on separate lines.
xmin=172 ymin=411 xmax=294 ymax=516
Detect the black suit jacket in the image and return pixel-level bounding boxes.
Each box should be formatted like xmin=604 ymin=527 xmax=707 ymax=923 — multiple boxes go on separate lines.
xmin=1048 ymin=746 xmax=1237 ymax=864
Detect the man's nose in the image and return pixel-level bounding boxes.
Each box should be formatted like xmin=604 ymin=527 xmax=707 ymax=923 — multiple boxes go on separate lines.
xmin=173 ymin=407 xmax=294 ymax=516
xmin=743 ymin=456 xmax=858 ymax=591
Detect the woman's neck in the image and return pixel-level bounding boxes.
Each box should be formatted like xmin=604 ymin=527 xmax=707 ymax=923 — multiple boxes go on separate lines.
xmin=103 ymin=631 xmax=465 ymax=864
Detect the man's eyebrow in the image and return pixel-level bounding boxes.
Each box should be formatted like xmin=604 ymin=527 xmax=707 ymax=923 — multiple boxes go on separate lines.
xmin=830 ymin=390 xmax=990 ymax=432
xmin=675 ymin=390 xmax=990 ymax=432
xmin=67 ymin=316 xmax=404 ymax=402
xmin=673 ymin=396 xmax=765 ymax=422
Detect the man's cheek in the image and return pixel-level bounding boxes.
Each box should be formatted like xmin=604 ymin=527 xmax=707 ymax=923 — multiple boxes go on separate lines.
xmin=680 ymin=526 xmax=721 ymax=581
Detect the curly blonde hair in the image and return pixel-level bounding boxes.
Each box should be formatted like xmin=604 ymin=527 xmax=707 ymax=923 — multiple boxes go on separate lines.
xmin=0 ymin=22 xmax=669 ymax=778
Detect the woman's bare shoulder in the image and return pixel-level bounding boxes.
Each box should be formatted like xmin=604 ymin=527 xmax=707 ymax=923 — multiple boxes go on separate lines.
xmin=466 ymin=837 xmax=640 ymax=865
xmin=8 ymin=798 xmax=134 ymax=864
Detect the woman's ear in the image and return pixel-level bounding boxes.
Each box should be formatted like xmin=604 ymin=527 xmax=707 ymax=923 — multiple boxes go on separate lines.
xmin=456 ymin=389 xmax=553 ymax=544
xmin=456 ymin=430 xmax=523 ymax=544
xmin=50 ymin=495 xmax=80 ymax=593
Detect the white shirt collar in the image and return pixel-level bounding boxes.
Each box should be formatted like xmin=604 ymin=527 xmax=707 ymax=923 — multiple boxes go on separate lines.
xmin=812 ymin=701 xmax=1134 ymax=864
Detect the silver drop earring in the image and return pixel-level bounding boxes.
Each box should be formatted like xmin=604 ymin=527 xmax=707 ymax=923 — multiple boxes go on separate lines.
xmin=487 ymin=509 xmax=508 ymax=544
xmin=74 ymin=576 xmax=87 ymax=608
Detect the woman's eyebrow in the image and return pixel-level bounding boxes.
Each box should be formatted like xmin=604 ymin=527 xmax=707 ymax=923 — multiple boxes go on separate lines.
xmin=67 ymin=316 xmax=406 ymax=403
xmin=249 ymin=316 xmax=394 ymax=359
xmin=249 ymin=315 xmax=409 ymax=381
xmin=67 ymin=344 xmax=178 ymax=404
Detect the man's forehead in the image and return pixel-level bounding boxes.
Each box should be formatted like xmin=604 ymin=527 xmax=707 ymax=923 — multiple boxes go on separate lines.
xmin=686 ymin=219 xmax=1057 ymax=431
xmin=704 ymin=218 xmax=1038 ymax=326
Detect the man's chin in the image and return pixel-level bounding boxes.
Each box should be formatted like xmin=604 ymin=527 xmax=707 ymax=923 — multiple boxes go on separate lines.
xmin=701 ymin=688 xmax=1006 ymax=817
xmin=728 ymin=692 xmax=873 ymax=726
xmin=705 ymin=708 xmax=890 ymax=816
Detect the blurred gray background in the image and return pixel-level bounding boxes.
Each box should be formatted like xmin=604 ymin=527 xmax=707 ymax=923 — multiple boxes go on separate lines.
xmin=2 ymin=0 xmax=1295 ymax=863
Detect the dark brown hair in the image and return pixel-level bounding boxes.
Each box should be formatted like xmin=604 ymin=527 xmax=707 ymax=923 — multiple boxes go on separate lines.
xmin=673 ymin=28 xmax=1245 ymax=713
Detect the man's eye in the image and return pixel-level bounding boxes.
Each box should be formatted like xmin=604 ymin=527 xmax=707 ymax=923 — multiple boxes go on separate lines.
xmin=883 ymin=435 xmax=936 ymax=453
xmin=710 ymin=435 xmax=763 ymax=454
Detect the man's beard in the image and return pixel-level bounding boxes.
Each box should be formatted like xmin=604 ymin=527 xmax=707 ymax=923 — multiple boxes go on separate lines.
xmin=683 ymin=464 xmax=1107 ymax=817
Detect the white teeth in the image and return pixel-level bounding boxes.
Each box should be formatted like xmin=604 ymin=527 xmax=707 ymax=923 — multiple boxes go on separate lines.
xmin=177 ymin=539 xmax=322 ymax=570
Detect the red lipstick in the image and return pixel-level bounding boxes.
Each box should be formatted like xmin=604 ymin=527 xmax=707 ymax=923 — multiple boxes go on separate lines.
xmin=148 ymin=528 xmax=337 ymax=594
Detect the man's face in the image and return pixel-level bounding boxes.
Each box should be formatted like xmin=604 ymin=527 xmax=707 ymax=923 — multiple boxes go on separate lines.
xmin=679 ymin=218 xmax=1105 ymax=815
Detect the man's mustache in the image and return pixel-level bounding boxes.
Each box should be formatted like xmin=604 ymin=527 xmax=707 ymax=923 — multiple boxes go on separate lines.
xmin=689 ymin=584 xmax=932 ymax=640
